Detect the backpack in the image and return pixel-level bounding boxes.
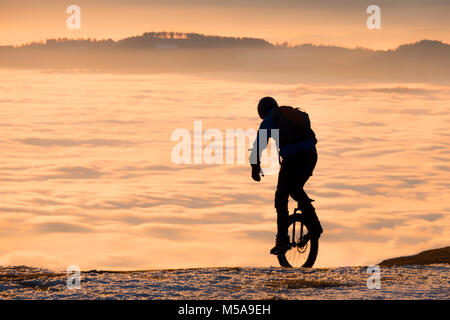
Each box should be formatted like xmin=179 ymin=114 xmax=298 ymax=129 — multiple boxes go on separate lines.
xmin=270 ymin=106 xmax=317 ymax=146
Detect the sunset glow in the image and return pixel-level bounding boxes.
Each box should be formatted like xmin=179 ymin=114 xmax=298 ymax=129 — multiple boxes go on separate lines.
xmin=0 ymin=0 xmax=449 ymax=273
xmin=1 ymin=0 xmax=450 ymax=49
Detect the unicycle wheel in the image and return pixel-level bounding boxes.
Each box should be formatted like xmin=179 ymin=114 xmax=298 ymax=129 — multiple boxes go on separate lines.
xmin=277 ymin=213 xmax=319 ymax=268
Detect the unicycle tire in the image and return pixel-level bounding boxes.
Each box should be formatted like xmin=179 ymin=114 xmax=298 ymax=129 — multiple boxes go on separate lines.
xmin=277 ymin=214 xmax=319 ymax=268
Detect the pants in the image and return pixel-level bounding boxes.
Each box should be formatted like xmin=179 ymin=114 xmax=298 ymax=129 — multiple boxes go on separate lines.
xmin=275 ymin=149 xmax=318 ymax=236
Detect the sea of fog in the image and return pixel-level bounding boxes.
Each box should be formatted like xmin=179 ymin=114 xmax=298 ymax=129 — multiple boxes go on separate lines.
xmin=0 ymin=69 xmax=449 ymax=270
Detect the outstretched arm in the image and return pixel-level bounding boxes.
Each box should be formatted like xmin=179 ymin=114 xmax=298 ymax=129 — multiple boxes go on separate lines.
xmin=249 ymin=115 xmax=273 ymax=181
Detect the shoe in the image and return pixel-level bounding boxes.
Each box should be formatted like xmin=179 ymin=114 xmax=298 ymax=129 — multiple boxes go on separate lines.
xmin=270 ymin=234 xmax=290 ymax=255
xmin=305 ymin=214 xmax=323 ymax=239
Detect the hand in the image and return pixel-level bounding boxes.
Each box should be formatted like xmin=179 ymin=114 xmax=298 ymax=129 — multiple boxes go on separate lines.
xmin=251 ymin=164 xmax=261 ymax=182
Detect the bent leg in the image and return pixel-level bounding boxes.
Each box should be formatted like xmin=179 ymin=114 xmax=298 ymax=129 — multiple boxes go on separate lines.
xmin=289 ymin=173 xmax=312 ymax=209
xmin=289 ymin=175 xmax=322 ymax=238
xmin=275 ymin=162 xmax=290 ymax=238
xmin=287 ymin=151 xmax=322 ymax=238
xmin=286 ymin=149 xmax=317 ymax=208
xmin=270 ymin=162 xmax=291 ymax=254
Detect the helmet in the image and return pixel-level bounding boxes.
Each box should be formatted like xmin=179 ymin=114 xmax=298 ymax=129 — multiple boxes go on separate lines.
xmin=257 ymin=97 xmax=278 ymax=119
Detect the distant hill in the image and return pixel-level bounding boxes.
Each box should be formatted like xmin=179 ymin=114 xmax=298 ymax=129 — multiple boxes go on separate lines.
xmin=118 ymin=32 xmax=272 ymax=49
xmin=394 ymin=39 xmax=450 ymax=55
xmin=379 ymin=246 xmax=450 ymax=267
xmin=5 ymin=33 xmax=448 ymax=52
xmin=5 ymin=32 xmax=273 ymax=50
xmin=0 ymin=32 xmax=449 ymax=83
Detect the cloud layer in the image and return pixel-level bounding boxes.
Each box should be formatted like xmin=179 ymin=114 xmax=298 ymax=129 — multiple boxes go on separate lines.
xmin=0 ymin=70 xmax=448 ymax=270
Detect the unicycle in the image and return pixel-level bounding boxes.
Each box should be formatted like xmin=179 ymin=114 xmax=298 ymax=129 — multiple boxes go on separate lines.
xmin=277 ymin=207 xmax=319 ymax=268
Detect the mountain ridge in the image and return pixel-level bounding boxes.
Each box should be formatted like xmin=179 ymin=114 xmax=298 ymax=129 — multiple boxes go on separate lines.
xmin=2 ymin=32 xmax=448 ymax=53
xmin=1 ymin=32 xmax=449 ymax=83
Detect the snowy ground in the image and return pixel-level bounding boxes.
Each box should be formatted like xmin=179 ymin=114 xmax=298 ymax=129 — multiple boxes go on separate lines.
xmin=0 ymin=265 xmax=448 ymax=300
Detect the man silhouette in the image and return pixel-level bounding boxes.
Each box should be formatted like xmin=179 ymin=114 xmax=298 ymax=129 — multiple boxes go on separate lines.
xmin=250 ymin=97 xmax=323 ymax=255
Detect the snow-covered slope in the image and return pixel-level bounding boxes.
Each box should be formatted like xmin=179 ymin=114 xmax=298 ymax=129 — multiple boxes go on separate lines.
xmin=0 ymin=265 xmax=448 ymax=299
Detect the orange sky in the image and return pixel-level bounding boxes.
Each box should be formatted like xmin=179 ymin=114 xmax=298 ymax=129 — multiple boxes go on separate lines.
xmin=1 ymin=0 xmax=449 ymax=49
xmin=0 ymin=1 xmax=449 ymax=271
